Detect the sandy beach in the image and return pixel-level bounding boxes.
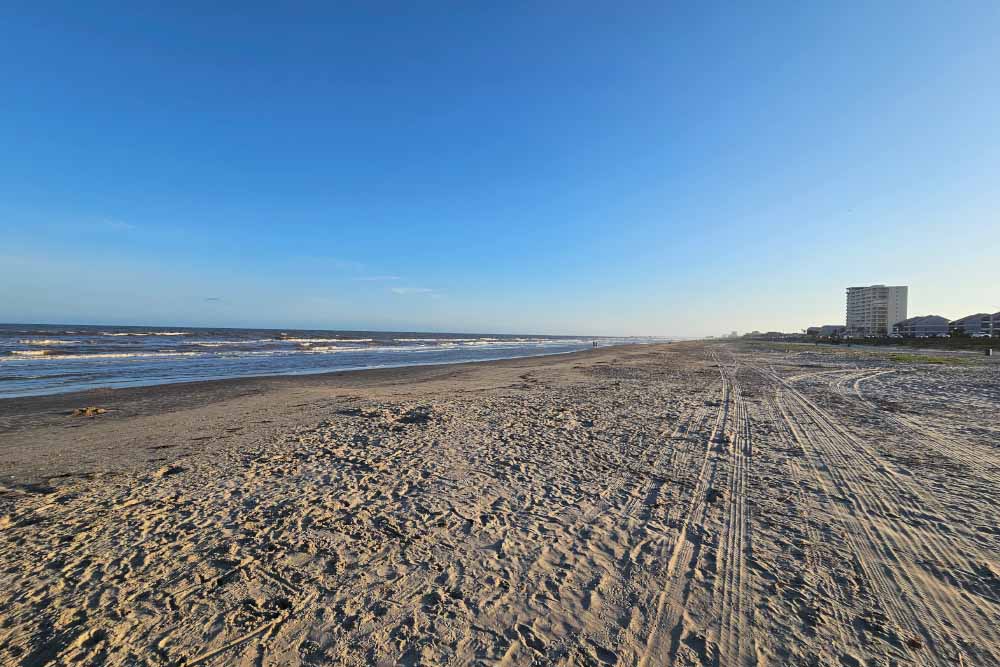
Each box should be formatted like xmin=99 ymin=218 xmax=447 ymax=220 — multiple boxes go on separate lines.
xmin=1 ymin=341 xmax=998 ymax=666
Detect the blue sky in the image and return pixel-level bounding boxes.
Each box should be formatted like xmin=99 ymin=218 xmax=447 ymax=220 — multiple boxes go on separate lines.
xmin=2 ymin=2 xmax=998 ymax=336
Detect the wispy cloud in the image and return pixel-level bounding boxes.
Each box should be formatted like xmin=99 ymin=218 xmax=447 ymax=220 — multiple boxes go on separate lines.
xmin=390 ymin=287 xmax=436 ymax=295
xmin=204 ymin=297 xmax=223 ymax=302
xmin=101 ymin=218 xmax=135 ymax=231
xmin=354 ymin=275 xmax=401 ymax=282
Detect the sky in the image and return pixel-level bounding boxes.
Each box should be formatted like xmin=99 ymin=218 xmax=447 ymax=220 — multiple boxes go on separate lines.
xmin=1 ymin=2 xmax=998 ymax=336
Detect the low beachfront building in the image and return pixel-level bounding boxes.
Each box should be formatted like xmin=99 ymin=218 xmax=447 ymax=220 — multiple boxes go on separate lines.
xmin=949 ymin=313 xmax=993 ymax=336
xmin=892 ymin=315 xmax=949 ymax=338
xmin=820 ymin=324 xmax=847 ymax=337
xmin=806 ymin=324 xmax=846 ymax=337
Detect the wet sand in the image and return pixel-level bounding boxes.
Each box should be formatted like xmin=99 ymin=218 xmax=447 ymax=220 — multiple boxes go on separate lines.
xmin=1 ymin=342 xmax=998 ymax=666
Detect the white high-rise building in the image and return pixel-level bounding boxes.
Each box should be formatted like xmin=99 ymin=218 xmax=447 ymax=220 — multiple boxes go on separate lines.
xmin=846 ymin=285 xmax=908 ymax=337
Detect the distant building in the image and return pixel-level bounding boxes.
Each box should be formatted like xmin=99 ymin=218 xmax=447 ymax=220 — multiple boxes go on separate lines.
xmin=846 ymin=285 xmax=908 ymax=336
xmin=806 ymin=325 xmax=846 ymax=337
xmin=949 ymin=313 xmax=993 ymax=336
xmin=993 ymin=312 xmax=1000 ymax=337
xmin=763 ymin=331 xmax=800 ymax=340
xmin=744 ymin=331 xmax=798 ymax=340
xmin=892 ymin=315 xmax=949 ymax=338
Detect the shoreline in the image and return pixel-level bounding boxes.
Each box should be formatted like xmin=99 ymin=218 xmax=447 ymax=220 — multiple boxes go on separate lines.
xmin=0 ymin=344 xmax=608 ymax=402
xmin=0 ymin=342 xmax=655 ymax=488
xmin=1 ymin=323 xmax=664 ymax=401
xmin=0 ymin=343 xmax=644 ymax=423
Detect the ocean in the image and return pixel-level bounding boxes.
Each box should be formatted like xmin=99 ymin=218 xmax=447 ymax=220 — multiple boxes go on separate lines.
xmin=0 ymin=324 xmax=665 ymax=399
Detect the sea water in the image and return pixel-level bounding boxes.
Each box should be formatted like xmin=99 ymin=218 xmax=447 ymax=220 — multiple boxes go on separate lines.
xmin=0 ymin=324 xmax=666 ymax=398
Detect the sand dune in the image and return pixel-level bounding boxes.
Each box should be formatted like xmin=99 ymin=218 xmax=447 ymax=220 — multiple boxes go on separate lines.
xmin=0 ymin=342 xmax=997 ymax=665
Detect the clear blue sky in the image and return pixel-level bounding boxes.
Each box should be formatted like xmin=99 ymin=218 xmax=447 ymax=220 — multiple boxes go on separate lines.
xmin=2 ymin=2 xmax=998 ymax=335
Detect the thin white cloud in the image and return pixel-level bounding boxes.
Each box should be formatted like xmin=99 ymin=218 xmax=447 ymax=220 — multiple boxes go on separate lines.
xmin=102 ymin=218 xmax=136 ymax=231
xmin=391 ymin=287 xmax=436 ymax=295
xmin=354 ymin=275 xmax=401 ymax=282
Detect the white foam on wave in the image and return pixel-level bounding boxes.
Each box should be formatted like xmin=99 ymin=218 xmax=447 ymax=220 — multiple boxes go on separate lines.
xmin=466 ymin=339 xmax=551 ymax=346
xmin=2 ymin=337 xmax=601 ymax=365
xmin=395 ymin=337 xmax=556 ymax=345
xmin=103 ymin=331 xmax=191 ymax=336
xmin=395 ymin=338 xmax=481 ymax=343
xmin=281 ymin=337 xmax=374 ymax=343
xmin=17 ymin=339 xmax=74 ymax=345
xmin=2 ymin=351 xmax=203 ymax=362
xmin=185 ymin=340 xmax=275 ymax=347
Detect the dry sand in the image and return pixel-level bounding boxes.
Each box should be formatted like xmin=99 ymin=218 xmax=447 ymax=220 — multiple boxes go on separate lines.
xmin=0 ymin=342 xmax=998 ymax=666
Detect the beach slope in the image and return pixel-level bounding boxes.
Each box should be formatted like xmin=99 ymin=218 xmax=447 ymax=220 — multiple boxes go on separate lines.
xmin=1 ymin=342 xmax=997 ymax=666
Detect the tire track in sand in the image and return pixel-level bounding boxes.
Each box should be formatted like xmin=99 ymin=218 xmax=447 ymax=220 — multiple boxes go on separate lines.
xmin=847 ymin=369 xmax=1000 ymax=488
xmin=716 ymin=362 xmax=754 ymax=666
xmin=770 ymin=369 xmax=1000 ymax=666
xmin=638 ymin=352 xmax=731 ymax=667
